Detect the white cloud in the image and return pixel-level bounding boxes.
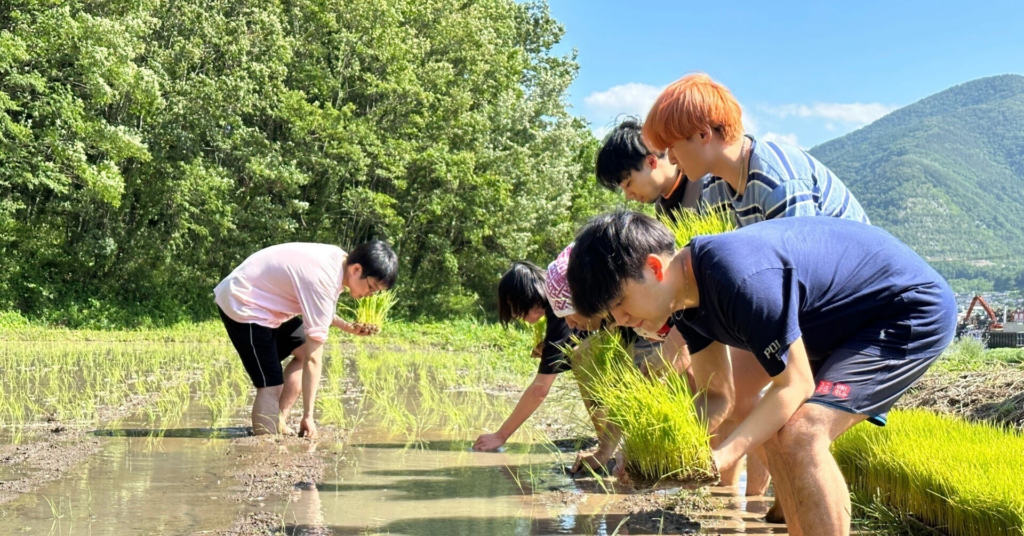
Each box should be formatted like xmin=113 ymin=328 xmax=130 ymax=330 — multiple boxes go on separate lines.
xmin=761 ymin=102 xmax=898 ymax=126
xmin=741 ymin=105 xmax=759 ymax=136
xmin=762 ymin=131 xmax=802 ymax=148
xmin=583 ymin=82 xmax=664 ymax=120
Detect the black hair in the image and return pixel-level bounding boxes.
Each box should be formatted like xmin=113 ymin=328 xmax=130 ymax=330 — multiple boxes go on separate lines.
xmin=594 ymin=117 xmax=663 ymax=191
xmin=497 ymin=261 xmax=547 ymax=325
xmin=566 ymin=210 xmax=675 ymax=318
xmin=347 ymin=240 xmax=398 ymax=289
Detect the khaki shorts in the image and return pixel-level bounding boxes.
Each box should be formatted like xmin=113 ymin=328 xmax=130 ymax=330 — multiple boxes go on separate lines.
xmin=627 ymin=337 xmax=669 ymax=374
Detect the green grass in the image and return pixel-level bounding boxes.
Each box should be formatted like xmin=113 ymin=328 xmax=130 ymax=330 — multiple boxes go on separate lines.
xmin=0 ymin=339 xmax=253 ymax=437
xmin=834 ymin=409 xmax=1024 ymax=536
xmin=575 ymin=330 xmax=715 ymax=483
xmin=932 ymin=337 xmax=1024 ymax=373
xmin=659 ymin=206 xmax=735 ymax=249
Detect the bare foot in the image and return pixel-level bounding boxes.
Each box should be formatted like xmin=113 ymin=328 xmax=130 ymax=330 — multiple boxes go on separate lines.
xmin=281 ymin=423 xmax=296 ymax=436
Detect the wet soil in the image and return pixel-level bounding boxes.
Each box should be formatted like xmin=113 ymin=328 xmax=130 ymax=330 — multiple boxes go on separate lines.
xmin=228 ymin=433 xmax=339 ymax=503
xmin=0 ymin=369 xmax=203 ymax=505
xmin=0 ymin=426 xmax=100 ymax=504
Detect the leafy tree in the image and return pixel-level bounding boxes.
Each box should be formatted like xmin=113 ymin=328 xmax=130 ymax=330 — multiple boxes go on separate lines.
xmin=0 ymin=0 xmax=617 ymax=326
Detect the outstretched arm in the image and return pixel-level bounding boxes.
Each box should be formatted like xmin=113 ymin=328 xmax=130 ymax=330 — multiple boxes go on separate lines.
xmin=473 ymin=373 xmax=556 ymax=450
xmin=297 ymin=339 xmax=325 ymax=438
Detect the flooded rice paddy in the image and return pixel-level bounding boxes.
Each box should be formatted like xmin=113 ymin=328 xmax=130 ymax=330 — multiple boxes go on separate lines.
xmin=0 ymin=338 xmax=786 ymax=535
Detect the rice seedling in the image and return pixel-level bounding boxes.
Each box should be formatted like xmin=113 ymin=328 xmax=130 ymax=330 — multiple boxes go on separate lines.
xmin=348 ymin=290 xmax=399 ymax=334
xmin=531 ymin=317 xmax=547 ymax=347
xmin=317 ymin=350 xmax=349 ymax=427
xmin=658 ymin=206 xmax=735 ymax=248
xmin=574 ymin=330 xmax=715 ymax=483
xmin=0 ymin=338 xmax=241 ymax=440
xmin=833 ymin=409 xmax=1024 ymax=536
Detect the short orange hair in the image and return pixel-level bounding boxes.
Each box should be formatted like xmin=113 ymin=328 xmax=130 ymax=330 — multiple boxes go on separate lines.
xmin=643 ymin=73 xmax=744 ymax=151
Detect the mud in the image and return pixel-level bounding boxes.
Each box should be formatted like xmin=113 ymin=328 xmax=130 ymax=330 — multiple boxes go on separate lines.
xmin=221 ymin=512 xmax=285 ymax=535
xmin=0 ymin=427 xmax=100 ymax=504
xmin=228 ymin=433 xmax=338 ymax=503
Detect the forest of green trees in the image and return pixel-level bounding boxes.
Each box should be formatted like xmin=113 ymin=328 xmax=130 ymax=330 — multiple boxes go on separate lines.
xmin=3 ymin=2 xmax=1021 ymax=328
xmin=0 ymin=0 xmax=620 ymax=326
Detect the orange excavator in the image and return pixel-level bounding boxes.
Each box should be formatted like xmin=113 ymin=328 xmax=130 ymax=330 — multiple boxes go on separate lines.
xmin=958 ymin=294 xmax=1024 ymax=348
xmin=958 ymin=294 xmax=1002 ymax=336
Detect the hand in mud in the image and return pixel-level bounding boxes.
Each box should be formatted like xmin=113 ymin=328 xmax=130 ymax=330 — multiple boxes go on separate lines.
xmin=472 ymin=433 xmax=506 ymax=451
xmin=298 ymin=416 xmax=318 ymax=439
xmin=530 ymin=342 xmax=544 ymax=359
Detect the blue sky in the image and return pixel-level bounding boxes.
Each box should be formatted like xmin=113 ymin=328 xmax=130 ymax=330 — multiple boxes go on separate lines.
xmin=548 ymin=0 xmax=1024 ymax=148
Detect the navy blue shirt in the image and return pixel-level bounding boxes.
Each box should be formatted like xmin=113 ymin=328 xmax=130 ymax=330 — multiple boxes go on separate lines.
xmin=669 ymin=217 xmax=951 ymax=377
xmin=538 ymin=305 xmax=574 ymax=374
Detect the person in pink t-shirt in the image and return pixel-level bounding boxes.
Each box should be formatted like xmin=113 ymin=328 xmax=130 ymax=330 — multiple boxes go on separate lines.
xmin=215 ymin=240 xmax=398 ymax=438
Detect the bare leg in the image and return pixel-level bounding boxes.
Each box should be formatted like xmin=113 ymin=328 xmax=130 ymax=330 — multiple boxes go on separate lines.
xmin=572 ymin=342 xmax=621 ymax=466
xmin=763 ymin=433 xmax=802 ymax=535
xmin=764 ymin=499 xmax=786 ymax=524
xmin=778 ymin=403 xmax=867 ymax=536
xmin=252 ymin=385 xmax=284 ymax=435
xmin=278 ymin=352 xmax=308 ymax=435
xmin=724 ymin=348 xmax=772 ymax=492
xmin=745 ymin=445 xmax=772 ymax=496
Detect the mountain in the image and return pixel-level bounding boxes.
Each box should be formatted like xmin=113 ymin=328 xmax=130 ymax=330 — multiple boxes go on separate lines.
xmin=810 ymin=75 xmax=1024 ymax=275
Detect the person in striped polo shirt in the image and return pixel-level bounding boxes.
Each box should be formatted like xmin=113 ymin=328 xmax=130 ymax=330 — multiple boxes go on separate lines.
xmin=644 ymin=73 xmax=869 ymax=228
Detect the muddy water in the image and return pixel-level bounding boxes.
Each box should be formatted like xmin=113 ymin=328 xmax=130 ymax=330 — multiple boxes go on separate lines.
xmin=0 ymin=402 xmax=265 ymax=535
xmin=0 ymin=363 xmax=787 ymax=535
xmin=280 ymin=426 xmax=787 ymax=535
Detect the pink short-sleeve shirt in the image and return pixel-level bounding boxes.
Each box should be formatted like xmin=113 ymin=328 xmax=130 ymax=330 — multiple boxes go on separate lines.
xmin=214 ymin=243 xmax=347 ymax=343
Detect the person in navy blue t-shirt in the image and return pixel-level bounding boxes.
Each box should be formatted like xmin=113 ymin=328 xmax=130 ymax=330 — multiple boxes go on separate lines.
xmin=565 ymin=211 xmax=956 ymax=536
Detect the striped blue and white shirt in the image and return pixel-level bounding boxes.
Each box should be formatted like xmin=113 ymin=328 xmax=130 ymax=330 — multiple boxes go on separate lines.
xmin=700 ymin=136 xmax=869 ymax=228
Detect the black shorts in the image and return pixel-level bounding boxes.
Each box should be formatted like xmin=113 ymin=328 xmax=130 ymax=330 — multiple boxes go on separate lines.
xmin=805 ymin=284 xmax=957 ymax=426
xmin=218 ymin=307 xmax=307 ymax=388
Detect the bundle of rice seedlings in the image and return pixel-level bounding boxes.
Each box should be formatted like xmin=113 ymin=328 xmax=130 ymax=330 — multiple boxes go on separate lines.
xmin=531 ymin=316 xmax=547 ymax=348
xmin=574 ymin=330 xmax=716 ymax=484
xmin=350 ymin=290 xmax=398 ymax=334
xmin=659 ymin=206 xmax=735 ymax=248
xmin=833 ymin=409 xmax=1024 ymax=535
